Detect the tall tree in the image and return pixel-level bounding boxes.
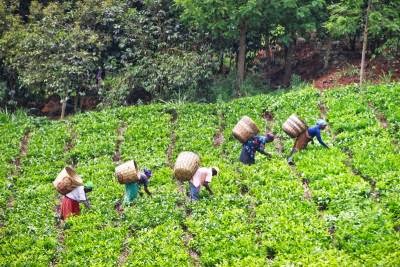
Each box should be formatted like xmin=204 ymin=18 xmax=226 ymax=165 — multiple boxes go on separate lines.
xmin=0 ymin=2 xmax=104 ymax=118
xmin=269 ymin=0 xmax=326 ymax=86
xmin=326 ymin=0 xmax=400 ymax=85
xmin=175 ymin=0 xmax=268 ymax=95
xmin=360 ymin=0 xmax=372 ymax=86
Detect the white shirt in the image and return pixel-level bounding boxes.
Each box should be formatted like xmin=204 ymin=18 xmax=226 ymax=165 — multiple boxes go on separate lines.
xmin=191 ymin=167 xmax=213 ymax=188
xmin=66 ymin=186 xmax=87 ymax=202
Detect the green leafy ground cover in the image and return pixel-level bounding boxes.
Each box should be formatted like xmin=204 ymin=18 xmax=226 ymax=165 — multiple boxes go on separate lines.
xmin=0 ymin=84 xmax=399 ymax=266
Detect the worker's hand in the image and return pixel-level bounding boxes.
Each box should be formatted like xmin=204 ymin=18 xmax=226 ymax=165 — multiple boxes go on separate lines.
xmin=84 ymin=201 xmax=91 ymax=209
xmin=263 ymin=152 xmax=272 ymax=158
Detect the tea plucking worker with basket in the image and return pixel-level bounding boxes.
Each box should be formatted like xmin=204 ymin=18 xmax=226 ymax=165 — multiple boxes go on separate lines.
xmin=52 ymin=166 xmax=94 ymax=220
xmin=174 ymin=151 xmax=219 ymax=201
xmin=233 ymin=116 xmax=275 ymax=165
xmin=115 ymin=160 xmax=153 ymax=206
xmin=284 ymin=115 xmax=329 ymax=165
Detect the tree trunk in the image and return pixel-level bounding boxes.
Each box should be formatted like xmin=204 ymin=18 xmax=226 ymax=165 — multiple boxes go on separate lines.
xmin=219 ymin=51 xmax=224 ymax=73
xmin=236 ymin=21 xmax=247 ymax=96
xmin=323 ymin=37 xmax=332 ymax=71
xmin=19 ymin=0 xmax=31 ymax=23
xmin=60 ymin=97 xmax=67 ymax=120
xmin=283 ymin=43 xmax=294 ymax=87
xmin=229 ymin=53 xmax=233 ymax=74
xmin=360 ymin=0 xmax=372 ymax=87
xmin=73 ymin=94 xmax=79 ymax=112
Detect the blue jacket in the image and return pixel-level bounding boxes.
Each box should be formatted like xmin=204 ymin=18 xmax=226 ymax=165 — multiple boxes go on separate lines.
xmin=240 ymin=135 xmax=272 ymax=164
xmin=308 ymin=125 xmax=328 ymax=148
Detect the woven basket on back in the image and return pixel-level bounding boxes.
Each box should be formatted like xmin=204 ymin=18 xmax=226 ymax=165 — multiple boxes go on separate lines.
xmin=53 ymin=166 xmax=83 ymax=195
xmin=174 ymin=151 xmax=200 ymax=181
xmin=282 ymin=114 xmax=307 ymax=138
xmin=115 ymin=160 xmax=139 ymax=184
xmin=232 ymin=116 xmax=260 ymax=143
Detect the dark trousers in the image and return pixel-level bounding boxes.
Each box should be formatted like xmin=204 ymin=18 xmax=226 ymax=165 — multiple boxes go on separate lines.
xmin=189 ymin=182 xmax=200 ymax=200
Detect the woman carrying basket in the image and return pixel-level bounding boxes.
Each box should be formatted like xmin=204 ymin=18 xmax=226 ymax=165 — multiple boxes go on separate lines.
xmin=239 ymin=133 xmax=275 ymax=165
xmin=287 ymin=119 xmax=329 ymax=165
xmin=189 ymin=167 xmax=219 ymax=201
xmin=122 ymin=168 xmax=152 ymax=205
xmin=60 ymin=182 xmax=93 ymax=220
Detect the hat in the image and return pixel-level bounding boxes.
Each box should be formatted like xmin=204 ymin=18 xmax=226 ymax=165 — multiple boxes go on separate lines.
xmin=84 ymin=181 xmax=94 ymax=190
xmin=265 ymin=132 xmax=275 ymax=141
xmin=316 ymin=119 xmax=327 ymax=126
xmin=143 ymin=168 xmax=152 ymax=178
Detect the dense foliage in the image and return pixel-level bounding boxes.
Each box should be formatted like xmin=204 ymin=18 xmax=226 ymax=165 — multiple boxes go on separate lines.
xmin=0 ymin=0 xmax=399 ymax=108
xmin=1 ymin=83 xmax=399 ymax=265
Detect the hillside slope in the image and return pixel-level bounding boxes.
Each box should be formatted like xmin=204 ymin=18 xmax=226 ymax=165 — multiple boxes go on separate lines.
xmin=1 ymin=84 xmax=399 ymax=266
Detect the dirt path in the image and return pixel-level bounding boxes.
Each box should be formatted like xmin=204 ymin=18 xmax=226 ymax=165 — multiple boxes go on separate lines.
xmin=262 ymin=111 xmax=311 ymax=201
xmin=368 ymin=102 xmax=389 ymax=129
xmin=166 ymin=109 xmax=178 ymax=168
xmin=6 ymin=129 xmax=31 ymax=210
xmin=367 ymin=101 xmax=400 ymax=151
xmin=317 ymin=91 xmax=379 ymax=200
xmin=165 ymin=108 xmax=201 ymax=266
xmin=262 ymin=110 xmax=284 ymax=155
xmin=213 ymin=110 xmax=225 ymax=148
xmin=113 ymin=122 xmax=127 ymax=163
xmin=51 ymin=121 xmax=77 ymax=267
xmin=112 ymin=121 xmax=132 ymax=267
xmin=117 ymin=233 xmax=131 ymax=267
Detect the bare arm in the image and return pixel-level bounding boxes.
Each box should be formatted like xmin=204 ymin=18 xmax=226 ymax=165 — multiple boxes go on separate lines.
xmin=83 ymin=200 xmax=91 ymax=209
xmin=258 ymin=149 xmax=272 ymax=158
xmin=144 ymin=185 xmax=152 ymax=196
xmin=204 ymin=182 xmax=213 ymax=195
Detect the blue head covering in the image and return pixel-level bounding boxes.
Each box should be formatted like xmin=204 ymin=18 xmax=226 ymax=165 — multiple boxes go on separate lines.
xmin=316 ymin=119 xmax=327 ymax=127
xmin=143 ymin=168 xmax=152 ymax=178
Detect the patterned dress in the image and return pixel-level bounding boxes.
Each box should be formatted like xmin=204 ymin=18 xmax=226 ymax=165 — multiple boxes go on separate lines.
xmin=239 ymin=136 xmax=268 ymax=165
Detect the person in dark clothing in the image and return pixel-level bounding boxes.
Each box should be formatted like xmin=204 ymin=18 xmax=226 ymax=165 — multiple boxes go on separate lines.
xmin=287 ymin=119 xmax=329 ymax=165
xmin=239 ymin=133 xmax=275 ymax=165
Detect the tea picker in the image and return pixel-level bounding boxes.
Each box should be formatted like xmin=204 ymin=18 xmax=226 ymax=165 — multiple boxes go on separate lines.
xmin=189 ymin=166 xmax=219 ymax=201
xmin=173 ymin=151 xmax=219 ymax=201
xmin=284 ymin=116 xmax=329 ymax=165
xmin=121 ymin=168 xmax=152 ymax=205
xmin=233 ymin=116 xmax=275 ymax=165
xmin=60 ymin=182 xmax=93 ymax=220
xmin=115 ymin=160 xmax=152 ymax=206
xmin=52 ymin=166 xmax=93 ymax=220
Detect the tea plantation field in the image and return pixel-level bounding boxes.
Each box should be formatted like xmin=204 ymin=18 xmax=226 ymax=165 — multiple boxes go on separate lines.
xmin=1 ymin=84 xmax=399 ymax=266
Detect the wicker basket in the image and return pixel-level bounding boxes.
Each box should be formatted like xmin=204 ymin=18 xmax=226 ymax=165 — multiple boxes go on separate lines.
xmin=232 ymin=116 xmax=260 ymax=143
xmin=115 ymin=160 xmax=139 ymax=184
xmin=282 ymin=114 xmax=307 ymax=138
xmin=174 ymin=151 xmax=200 ymax=181
xmin=53 ymin=166 xmax=83 ymax=195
